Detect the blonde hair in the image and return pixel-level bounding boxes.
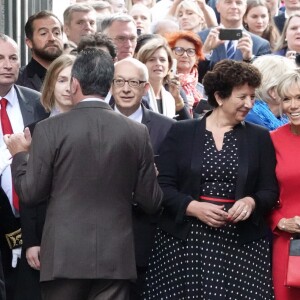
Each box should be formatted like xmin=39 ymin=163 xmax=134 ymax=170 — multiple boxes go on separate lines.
xmin=253 ymin=55 xmax=296 ymax=103
xmin=277 ymin=69 xmax=300 ymax=100
xmin=176 ymin=0 xmax=205 ymax=30
xmin=41 ymin=54 xmax=76 ymax=112
xmin=136 ymin=38 xmax=173 ymax=81
xmin=275 ymin=14 xmax=300 ymax=52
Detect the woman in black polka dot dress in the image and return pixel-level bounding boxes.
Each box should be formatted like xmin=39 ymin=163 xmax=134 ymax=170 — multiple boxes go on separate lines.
xmin=142 ymin=60 xmax=278 ymax=299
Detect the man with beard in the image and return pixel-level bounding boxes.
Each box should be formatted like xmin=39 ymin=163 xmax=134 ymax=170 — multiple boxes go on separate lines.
xmin=16 ymin=11 xmax=64 ymax=92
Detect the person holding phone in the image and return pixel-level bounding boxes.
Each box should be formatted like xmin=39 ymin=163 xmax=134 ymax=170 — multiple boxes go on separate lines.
xmin=167 ymin=30 xmax=212 ymax=117
xmin=197 ymin=0 xmax=271 ymax=81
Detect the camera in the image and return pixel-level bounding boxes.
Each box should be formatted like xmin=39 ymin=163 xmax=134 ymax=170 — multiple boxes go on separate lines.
xmin=219 ymin=29 xmax=243 ymax=40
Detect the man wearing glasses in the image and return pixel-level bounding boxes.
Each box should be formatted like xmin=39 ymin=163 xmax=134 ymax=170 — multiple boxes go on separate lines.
xmin=111 ymin=57 xmax=174 ymax=300
xmin=100 ymin=14 xmax=138 ymax=61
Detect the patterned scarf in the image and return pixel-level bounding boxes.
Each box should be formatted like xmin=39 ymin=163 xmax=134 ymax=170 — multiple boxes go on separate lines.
xmin=178 ymin=66 xmax=203 ymax=105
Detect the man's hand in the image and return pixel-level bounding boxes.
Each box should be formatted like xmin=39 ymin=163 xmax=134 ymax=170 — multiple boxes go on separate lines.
xmin=202 ymin=26 xmax=224 ymax=54
xmin=3 ymin=127 xmax=32 ymax=156
xmin=26 ymin=246 xmax=41 ymax=270
xmin=237 ymin=32 xmax=253 ymax=61
xmin=0 ymin=145 xmax=12 ymax=174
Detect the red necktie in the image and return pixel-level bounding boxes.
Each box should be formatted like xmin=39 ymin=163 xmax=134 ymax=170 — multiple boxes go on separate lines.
xmin=1 ymin=98 xmax=19 ymax=211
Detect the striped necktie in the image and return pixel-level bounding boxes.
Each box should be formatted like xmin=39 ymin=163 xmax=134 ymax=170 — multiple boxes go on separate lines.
xmin=226 ymin=40 xmax=235 ymax=59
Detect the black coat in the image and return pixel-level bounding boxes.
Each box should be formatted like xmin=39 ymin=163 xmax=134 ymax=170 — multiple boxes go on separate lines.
xmin=156 ymin=113 xmax=279 ymax=245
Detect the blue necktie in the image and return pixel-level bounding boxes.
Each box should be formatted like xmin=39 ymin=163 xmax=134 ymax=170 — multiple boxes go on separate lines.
xmin=226 ymin=40 xmax=235 ymax=59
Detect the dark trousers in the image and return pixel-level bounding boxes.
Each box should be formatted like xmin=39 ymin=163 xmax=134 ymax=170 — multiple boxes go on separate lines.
xmin=0 ymin=252 xmax=6 ymax=300
xmin=41 ymin=278 xmax=130 ymax=300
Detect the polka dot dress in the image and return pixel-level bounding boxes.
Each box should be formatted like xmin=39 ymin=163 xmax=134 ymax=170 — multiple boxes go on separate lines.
xmin=142 ymin=130 xmax=274 ymax=299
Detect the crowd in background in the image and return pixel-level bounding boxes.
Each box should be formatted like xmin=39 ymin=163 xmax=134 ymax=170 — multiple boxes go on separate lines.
xmin=1 ymin=0 xmax=300 ymax=299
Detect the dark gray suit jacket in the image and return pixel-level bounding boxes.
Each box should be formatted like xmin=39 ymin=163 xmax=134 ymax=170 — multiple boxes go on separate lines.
xmin=11 ymin=100 xmax=162 ymax=281
xmin=133 ymin=106 xmax=175 ymax=267
xmin=0 ymin=85 xmax=49 ymax=297
xmin=0 ymin=85 xmax=48 ymax=265
xmin=274 ymin=12 xmax=286 ymax=34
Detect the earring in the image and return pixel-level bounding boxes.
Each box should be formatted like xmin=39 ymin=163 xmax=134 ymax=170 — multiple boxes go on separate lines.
xmin=244 ymin=23 xmax=249 ymax=30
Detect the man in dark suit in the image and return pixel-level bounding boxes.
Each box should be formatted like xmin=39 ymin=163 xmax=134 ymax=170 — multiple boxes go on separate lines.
xmin=197 ymin=0 xmax=270 ymax=81
xmin=274 ymin=0 xmax=300 ymax=33
xmin=111 ymin=57 xmax=175 ymax=299
xmin=5 ymin=48 xmax=162 ymax=300
xmin=16 ymin=11 xmax=64 ymax=92
xmin=0 ymin=33 xmax=48 ymax=300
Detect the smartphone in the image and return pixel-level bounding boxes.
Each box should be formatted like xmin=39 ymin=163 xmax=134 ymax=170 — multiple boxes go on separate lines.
xmin=170 ymin=58 xmax=177 ymax=75
xmin=219 ymin=29 xmax=243 ymax=40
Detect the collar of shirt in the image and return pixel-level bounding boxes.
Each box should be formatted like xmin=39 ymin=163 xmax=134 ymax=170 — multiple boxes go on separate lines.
xmin=1 ymin=85 xmax=17 ymax=107
xmin=114 ymin=104 xmax=143 ymax=123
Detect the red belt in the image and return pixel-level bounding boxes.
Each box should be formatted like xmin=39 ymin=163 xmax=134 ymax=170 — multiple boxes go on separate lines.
xmin=199 ymin=195 xmax=235 ymax=203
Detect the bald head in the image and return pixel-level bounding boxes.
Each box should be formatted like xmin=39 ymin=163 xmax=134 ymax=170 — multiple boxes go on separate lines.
xmin=112 ymin=58 xmax=150 ymax=116
xmin=0 ymin=34 xmax=20 ymax=96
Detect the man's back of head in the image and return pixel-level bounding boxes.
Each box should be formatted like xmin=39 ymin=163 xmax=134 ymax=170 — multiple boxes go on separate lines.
xmin=71 ymin=48 xmax=114 ymax=104
xmin=100 ymin=14 xmax=137 ymax=60
xmin=63 ymin=3 xmax=97 ymax=46
xmin=77 ymin=32 xmax=117 ymax=60
xmin=0 ymin=34 xmax=20 ymax=96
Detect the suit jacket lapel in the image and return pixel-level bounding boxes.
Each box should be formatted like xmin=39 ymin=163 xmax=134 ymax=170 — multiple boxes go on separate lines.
xmin=15 ymin=85 xmax=35 ymax=126
xmin=141 ymin=105 xmax=151 ymax=134
xmin=190 ymin=115 xmax=207 ymax=197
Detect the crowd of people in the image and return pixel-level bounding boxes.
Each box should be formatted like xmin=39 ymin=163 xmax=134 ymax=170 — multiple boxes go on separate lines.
xmin=1 ymin=0 xmax=300 ymax=299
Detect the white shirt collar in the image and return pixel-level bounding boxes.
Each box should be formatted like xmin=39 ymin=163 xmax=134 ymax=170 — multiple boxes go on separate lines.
xmin=1 ymin=86 xmax=17 ymax=106
xmin=114 ymin=104 xmax=143 ymax=123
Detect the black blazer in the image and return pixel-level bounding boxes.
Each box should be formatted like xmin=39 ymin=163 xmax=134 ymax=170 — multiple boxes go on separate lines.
xmin=156 ymin=113 xmax=278 ymax=245
xmin=16 ymin=60 xmax=45 ymax=92
xmin=133 ymin=106 xmax=175 ymax=267
xmin=0 ymin=85 xmax=48 ymax=291
xmin=274 ymin=13 xmax=286 ymax=34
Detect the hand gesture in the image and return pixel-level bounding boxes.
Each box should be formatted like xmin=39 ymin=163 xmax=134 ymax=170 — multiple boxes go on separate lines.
xmin=186 ymin=200 xmax=229 ymax=228
xmin=278 ymin=216 xmax=300 ymax=234
xmin=227 ymin=196 xmax=255 ymax=223
xmin=202 ymin=27 xmax=224 ymax=54
xmin=4 ymin=127 xmax=32 ymax=156
xmin=26 ymin=246 xmax=41 ymax=270
xmin=237 ymin=32 xmax=253 ymax=61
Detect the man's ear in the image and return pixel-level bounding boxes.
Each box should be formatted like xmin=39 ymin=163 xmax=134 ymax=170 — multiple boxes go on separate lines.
xmin=64 ymin=24 xmax=70 ymax=37
xmin=143 ymin=82 xmax=150 ymax=96
xmin=25 ymin=38 xmax=33 ymax=50
xmin=70 ymin=77 xmax=79 ymax=94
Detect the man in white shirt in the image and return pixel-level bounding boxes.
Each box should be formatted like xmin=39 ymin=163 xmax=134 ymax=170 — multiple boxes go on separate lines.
xmin=0 ymin=33 xmax=48 ymax=299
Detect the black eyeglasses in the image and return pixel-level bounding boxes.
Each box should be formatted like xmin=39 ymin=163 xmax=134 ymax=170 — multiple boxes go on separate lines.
xmin=172 ymin=47 xmax=196 ymax=57
xmin=112 ymin=78 xmax=146 ymax=88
